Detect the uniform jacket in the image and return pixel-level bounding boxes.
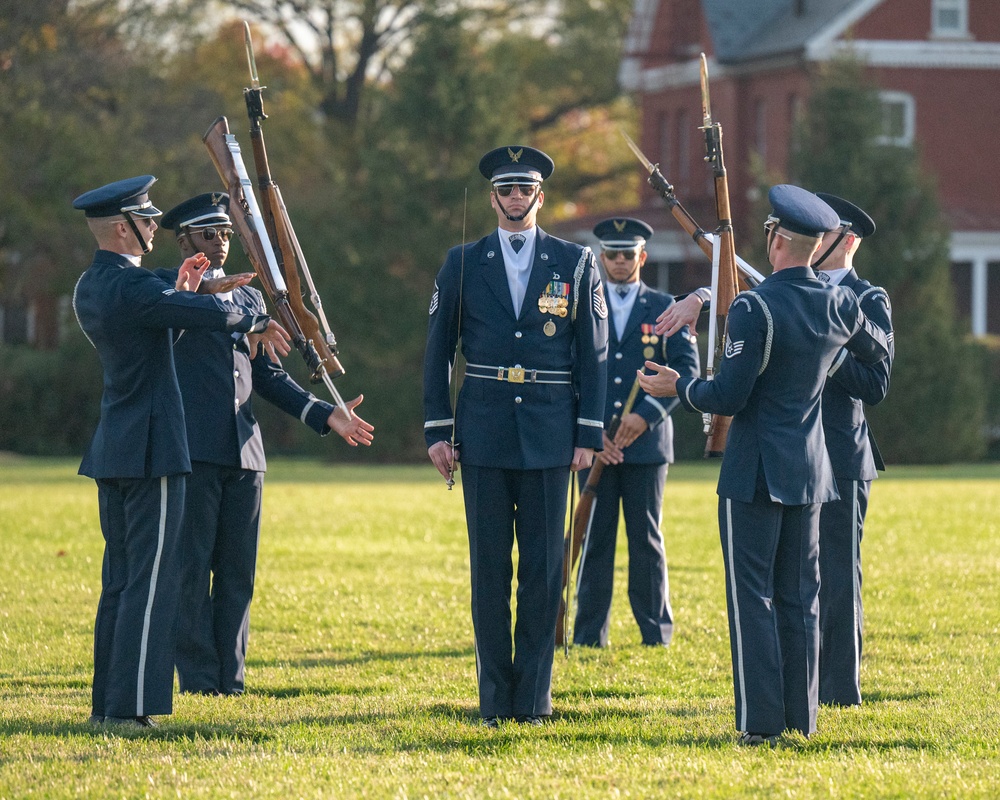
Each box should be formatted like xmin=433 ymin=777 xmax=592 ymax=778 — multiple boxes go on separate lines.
xmin=822 ymin=270 xmax=893 ymax=479
xmin=675 ymin=267 xmax=890 ymax=505
xmin=73 ymin=250 xmax=270 ymax=480
xmin=156 ymin=270 xmax=334 ymax=472
xmin=606 ymin=282 xmax=700 ymax=464
xmin=424 ymin=227 xmax=609 ymax=470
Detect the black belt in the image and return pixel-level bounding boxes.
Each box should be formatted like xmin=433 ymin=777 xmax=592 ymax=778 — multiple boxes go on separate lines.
xmin=465 ymin=363 xmax=572 ymax=385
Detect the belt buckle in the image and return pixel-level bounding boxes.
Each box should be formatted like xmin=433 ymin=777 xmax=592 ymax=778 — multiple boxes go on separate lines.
xmin=508 ymin=367 xmax=525 ymax=384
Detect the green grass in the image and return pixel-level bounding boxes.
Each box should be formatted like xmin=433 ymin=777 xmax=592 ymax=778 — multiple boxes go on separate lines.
xmin=1 ymin=455 xmax=998 ymax=798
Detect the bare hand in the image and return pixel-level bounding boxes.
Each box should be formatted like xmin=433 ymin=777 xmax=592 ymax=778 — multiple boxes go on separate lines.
xmin=428 ymin=440 xmax=459 ymax=481
xmin=656 ymin=293 xmax=704 ymax=336
xmin=249 ymin=320 xmax=292 ymax=361
xmin=637 ymin=361 xmax=680 ymax=397
xmin=176 ymin=254 xmax=211 ymax=292
xmin=596 ymin=432 xmax=623 ymax=466
xmin=326 ymin=394 xmax=375 ymax=447
xmin=614 ymin=413 xmax=648 ymax=450
xmin=198 ymin=272 xmax=255 ymax=294
xmin=571 ymin=447 xmax=594 ymax=472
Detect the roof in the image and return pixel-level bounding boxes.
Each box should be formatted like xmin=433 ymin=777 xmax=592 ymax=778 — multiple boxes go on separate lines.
xmin=702 ymin=0 xmax=863 ymax=63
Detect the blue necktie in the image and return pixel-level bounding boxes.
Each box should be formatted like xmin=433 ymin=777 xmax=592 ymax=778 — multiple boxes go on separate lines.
xmin=509 ymin=234 xmax=525 ymax=254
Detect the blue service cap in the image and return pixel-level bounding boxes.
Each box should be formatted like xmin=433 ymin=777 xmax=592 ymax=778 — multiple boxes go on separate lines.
xmin=72 ymin=175 xmax=162 ymax=219
xmin=593 ymin=217 xmax=653 ymax=248
xmin=479 ymin=145 xmax=554 ymax=184
xmin=815 ymin=192 xmax=876 ymax=238
xmin=767 ymin=184 xmax=840 ymax=237
xmin=161 ymin=192 xmax=231 ymax=231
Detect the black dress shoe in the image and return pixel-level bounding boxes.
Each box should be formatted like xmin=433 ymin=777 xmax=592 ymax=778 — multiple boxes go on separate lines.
xmin=738 ymin=732 xmax=778 ymax=747
xmin=515 ymin=715 xmax=545 ymax=726
xmin=481 ymin=717 xmax=500 ymax=728
xmin=104 ymin=716 xmax=158 ymax=729
xmin=88 ymin=714 xmax=104 ymax=725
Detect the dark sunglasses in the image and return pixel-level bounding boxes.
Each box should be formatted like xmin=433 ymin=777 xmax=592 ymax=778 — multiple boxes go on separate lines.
xmin=494 ymin=183 xmax=539 ymax=198
xmin=189 ymin=227 xmax=233 ymax=241
xmin=602 ymin=247 xmax=640 ymax=260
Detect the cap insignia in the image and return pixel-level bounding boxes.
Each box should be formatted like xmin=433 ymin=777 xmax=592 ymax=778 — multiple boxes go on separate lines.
xmin=508 ymin=147 xmax=523 ymax=163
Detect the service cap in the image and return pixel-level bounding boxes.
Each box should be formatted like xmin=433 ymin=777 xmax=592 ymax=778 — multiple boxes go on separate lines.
xmin=161 ymin=192 xmax=231 ymax=232
xmin=479 ymin=145 xmax=554 ymax=185
xmin=72 ymin=175 xmax=162 ymax=219
xmin=593 ymin=217 xmax=653 ymax=249
xmin=815 ymin=192 xmax=876 ymax=238
xmin=767 ymin=184 xmax=840 ymax=237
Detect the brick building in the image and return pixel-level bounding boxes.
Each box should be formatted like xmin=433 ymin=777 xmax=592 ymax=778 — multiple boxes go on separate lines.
xmin=560 ymin=0 xmax=1000 ymax=336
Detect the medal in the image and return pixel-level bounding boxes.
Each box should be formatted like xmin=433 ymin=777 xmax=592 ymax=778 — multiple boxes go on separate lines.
xmin=538 ymin=280 xmax=571 ymax=316
xmin=543 ymin=320 xmax=556 ymax=337
xmin=643 ymin=346 xmax=655 ymax=359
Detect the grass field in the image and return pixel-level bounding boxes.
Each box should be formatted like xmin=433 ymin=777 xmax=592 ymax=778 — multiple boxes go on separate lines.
xmin=1 ymin=455 xmax=998 ymax=798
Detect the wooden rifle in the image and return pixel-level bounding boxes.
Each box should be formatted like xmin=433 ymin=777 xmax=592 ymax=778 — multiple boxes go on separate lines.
xmin=619 ymin=54 xmax=745 ymax=456
xmin=556 ymin=377 xmax=642 ymax=648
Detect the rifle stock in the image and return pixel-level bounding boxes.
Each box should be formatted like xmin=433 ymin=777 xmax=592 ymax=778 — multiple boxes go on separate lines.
xmin=203 ymin=116 xmax=328 ymax=381
xmin=242 ymin=22 xmax=344 ymax=383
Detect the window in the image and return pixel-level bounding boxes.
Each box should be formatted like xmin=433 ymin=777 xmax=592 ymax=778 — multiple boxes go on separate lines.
xmin=932 ymin=0 xmax=968 ymax=37
xmin=877 ymin=91 xmax=915 ymax=146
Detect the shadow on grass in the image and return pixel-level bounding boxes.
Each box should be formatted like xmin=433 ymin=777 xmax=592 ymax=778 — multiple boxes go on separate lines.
xmin=247 ymin=645 xmax=474 ymax=672
xmin=862 ymin=688 xmax=939 ymax=703
xmin=0 ymin=718 xmax=283 ymax=744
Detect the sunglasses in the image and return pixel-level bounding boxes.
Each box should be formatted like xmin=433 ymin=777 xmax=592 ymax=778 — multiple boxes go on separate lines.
xmin=190 ymin=227 xmax=233 ymax=241
xmin=602 ymin=247 xmax=640 ymax=260
xmin=494 ymin=183 xmax=539 ymax=198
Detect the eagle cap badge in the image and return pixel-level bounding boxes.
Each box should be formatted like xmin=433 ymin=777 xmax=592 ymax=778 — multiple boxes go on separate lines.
xmin=508 ymin=147 xmax=523 ymax=163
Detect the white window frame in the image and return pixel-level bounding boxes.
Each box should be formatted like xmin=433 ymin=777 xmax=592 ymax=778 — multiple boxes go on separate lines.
xmin=877 ymin=91 xmax=915 ymax=147
xmin=932 ymin=0 xmax=969 ymax=38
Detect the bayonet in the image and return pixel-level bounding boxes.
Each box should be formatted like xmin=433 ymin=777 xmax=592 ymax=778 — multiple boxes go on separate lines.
xmin=244 ymin=21 xmax=260 ymax=89
xmin=700 ymin=53 xmax=713 ymax=130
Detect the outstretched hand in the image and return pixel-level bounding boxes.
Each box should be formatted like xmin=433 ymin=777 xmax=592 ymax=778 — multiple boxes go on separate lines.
xmin=327 ymin=394 xmax=375 ymax=447
xmin=199 ymin=272 xmax=255 ymax=294
xmin=176 ymin=254 xmax=211 ymax=292
xmin=637 ymin=361 xmax=680 ymax=397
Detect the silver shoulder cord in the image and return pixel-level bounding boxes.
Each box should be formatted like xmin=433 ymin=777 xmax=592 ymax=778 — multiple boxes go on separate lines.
xmin=446 ymin=189 xmax=467 ymax=490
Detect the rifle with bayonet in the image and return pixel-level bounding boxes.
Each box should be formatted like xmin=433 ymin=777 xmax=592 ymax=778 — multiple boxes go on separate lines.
xmin=556 ymin=377 xmax=642 ymax=648
xmin=620 ymin=54 xmax=746 ymax=457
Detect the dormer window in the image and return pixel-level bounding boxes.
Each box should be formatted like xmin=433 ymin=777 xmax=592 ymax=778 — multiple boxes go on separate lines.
xmin=932 ymin=0 xmax=968 ymax=38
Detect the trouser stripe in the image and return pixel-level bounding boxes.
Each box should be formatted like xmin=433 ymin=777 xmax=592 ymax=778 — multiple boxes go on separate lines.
xmin=851 ymin=479 xmax=861 ymax=690
xmin=724 ymin=498 xmax=748 ymax=731
xmin=136 ymin=476 xmax=169 ymax=716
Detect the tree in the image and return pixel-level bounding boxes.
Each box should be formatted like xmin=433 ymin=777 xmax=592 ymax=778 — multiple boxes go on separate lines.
xmin=791 ymin=57 xmax=987 ymax=463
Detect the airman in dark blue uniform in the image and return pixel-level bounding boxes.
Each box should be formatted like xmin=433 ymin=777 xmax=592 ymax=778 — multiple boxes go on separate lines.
xmin=812 ymin=193 xmax=893 ymax=707
xmin=157 ymin=194 xmax=373 ymax=696
xmin=423 ymin=146 xmax=608 ymax=726
xmin=638 ymin=185 xmax=890 ymax=744
xmin=573 ymin=218 xmax=699 ymax=647
xmin=72 ymin=176 xmax=286 ymax=728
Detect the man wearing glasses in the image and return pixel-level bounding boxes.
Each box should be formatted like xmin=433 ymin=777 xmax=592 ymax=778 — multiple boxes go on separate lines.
xmin=572 ymin=218 xmax=699 ymax=648
xmin=72 ymin=176 xmax=290 ymax=728
xmin=637 ymin=185 xmax=890 ymax=745
xmin=423 ymin=146 xmax=608 ymax=727
xmin=159 ymin=193 xmax=373 ymax=697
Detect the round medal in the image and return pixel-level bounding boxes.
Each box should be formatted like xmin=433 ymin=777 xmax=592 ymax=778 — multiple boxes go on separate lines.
xmin=643 ymin=346 xmax=655 ymax=359
xmin=544 ymin=320 xmax=557 ymax=337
